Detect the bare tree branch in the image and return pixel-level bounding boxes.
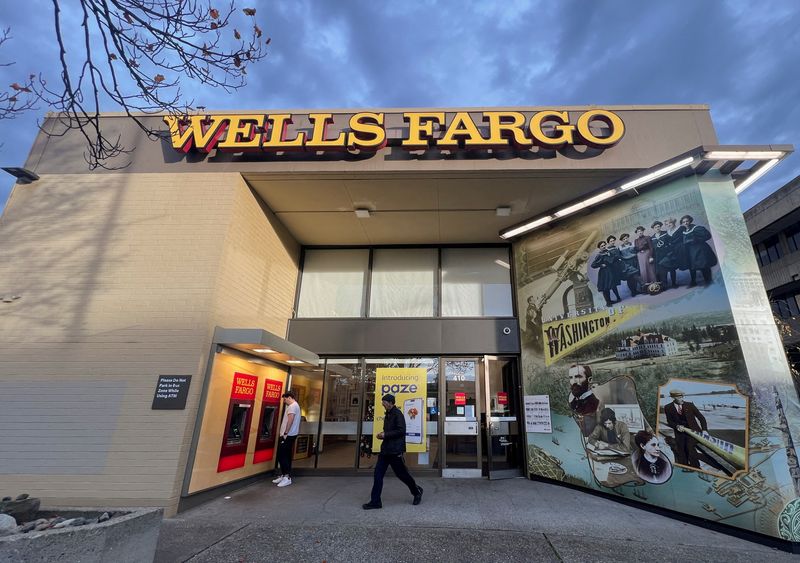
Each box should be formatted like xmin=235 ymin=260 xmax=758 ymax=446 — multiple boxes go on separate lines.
xmin=0 ymin=28 xmax=37 ymax=121
xmin=3 ymin=1 xmax=269 ymax=169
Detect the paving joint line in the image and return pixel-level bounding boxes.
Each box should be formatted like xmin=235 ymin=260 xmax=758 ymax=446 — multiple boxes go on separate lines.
xmin=183 ymin=523 xmax=251 ymax=562
xmin=542 ymin=533 xmax=564 ymax=562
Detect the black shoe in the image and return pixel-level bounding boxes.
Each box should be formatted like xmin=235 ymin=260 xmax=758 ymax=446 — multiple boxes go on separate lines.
xmin=362 ymin=502 xmax=382 ymax=510
xmin=413 ymin=486 xmax=423 ymax=505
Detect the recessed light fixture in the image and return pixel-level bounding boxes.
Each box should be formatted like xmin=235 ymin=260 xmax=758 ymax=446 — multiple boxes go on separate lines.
xmin=253 ymin=348 xmax=276 ymax=354
xmin=496 ymin=206 xmax=511 ymax=217
xmin=500 ymin=215 xmax=553 ymax=239
xmin=734 ymin=159 xmax=781 ymax=194
xmin=705 ymin=150 xmax=784 ymax=160
xmin=286 ymin=360 xmax=304 ymax=364
xmin=354 ymin=208 xmax=371 ymax=218
xmin=554 ymin=189 xmax=617 ymax=218
xmin=619 ymin=156 xmax=695 ymax=192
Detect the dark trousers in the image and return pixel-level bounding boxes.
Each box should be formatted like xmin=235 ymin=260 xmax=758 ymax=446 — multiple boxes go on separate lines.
xmin=277 ymin=435 xmax=297 ymax=476
xmin=674 ymin=432 xmax=700 ymax=468
xmin=689 ymin=268 xmax=712 ymax=285
xmin=370 ymin=453 xmax=419 ymax=504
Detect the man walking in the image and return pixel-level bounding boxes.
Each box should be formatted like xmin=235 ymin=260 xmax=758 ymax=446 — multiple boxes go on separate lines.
xmin=273 ymin=390 xmax=301 ymax=488
xmin=362 ymin=394 xmax=423 ymax=509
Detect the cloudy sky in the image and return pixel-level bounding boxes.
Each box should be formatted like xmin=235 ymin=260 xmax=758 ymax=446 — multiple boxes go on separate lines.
xmin=0 ymin=0 xmax=797 ymax=210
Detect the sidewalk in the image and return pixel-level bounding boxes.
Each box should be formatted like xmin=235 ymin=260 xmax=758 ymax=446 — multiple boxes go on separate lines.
xmin=155 ymin=476 xmax=798 ymax=562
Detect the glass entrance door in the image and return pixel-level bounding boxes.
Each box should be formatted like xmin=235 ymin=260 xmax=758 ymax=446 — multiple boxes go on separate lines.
xmin=481 ymin=356 xmax=523 ymax=479
xmin=442 ymin=359 xmax=481 ymax=477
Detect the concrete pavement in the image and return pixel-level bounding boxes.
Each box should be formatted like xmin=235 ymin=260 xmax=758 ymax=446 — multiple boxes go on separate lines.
xmin=155 ymin=476 xmax=798 ymax=562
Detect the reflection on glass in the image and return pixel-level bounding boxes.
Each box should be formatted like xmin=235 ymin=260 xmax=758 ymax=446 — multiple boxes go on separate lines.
xmin=290 ymin=366 xmax=325 ymax=468
xmin=227 ymin=405 xmax=249 ymax=445
xmin=362 ymin=358 xmax=439 ymax=470
xmin=369 ymin=249 xmax=437 ymax=317
xmin=258 ymin=406 xmax=277 ymax=439
xmin=444 ymin=360 xmax=478 ymax=469
xmin=296 ymin=250 xmax=369 ymax=317
xmin=317 ymin=360 xmax=362 ymax=468
xmin=441 ymin=247 xmax=513 ymax=317
xmin=483 ymin=358 xmax=521 ymax=473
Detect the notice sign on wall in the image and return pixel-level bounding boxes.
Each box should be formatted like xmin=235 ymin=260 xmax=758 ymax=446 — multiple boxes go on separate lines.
xmin=524 ymin=395 xmax=552 ymax=433
xmin=152 ymin=375 xmax=192 ymax=410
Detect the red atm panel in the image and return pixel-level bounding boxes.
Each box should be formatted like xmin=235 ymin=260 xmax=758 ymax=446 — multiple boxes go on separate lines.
xmin=217 ymin=372 xmax=258 ymax=472
xmin=253 ymin=378 xmax=284 ymax=464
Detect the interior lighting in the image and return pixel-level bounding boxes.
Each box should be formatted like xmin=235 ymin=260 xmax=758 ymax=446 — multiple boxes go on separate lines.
xmin=734 ymin=159 xmax=780 ymax=194
xmin=554 ymin=189 xmax=617 ymax=218
xmin=253 ymin=348 xmax=276 ymax=354
xmin=494 ymin=259 xmax=511 ymax=269
xmin=705 ymin=151 xmax=784 ymax=160
xmin=286 ymin=360 xmax=304 ymax=364
xmin=354 ymin=208 xmax=371 ymax=218
xmin=500 ymin=215 xmax=553 ymax=239
xmin=618 ymin=157 xmax=695 ymax=192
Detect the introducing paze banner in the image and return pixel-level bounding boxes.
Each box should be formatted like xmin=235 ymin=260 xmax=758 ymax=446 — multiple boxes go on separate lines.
xmin=374 ymin=368 xmax=427 ymax=454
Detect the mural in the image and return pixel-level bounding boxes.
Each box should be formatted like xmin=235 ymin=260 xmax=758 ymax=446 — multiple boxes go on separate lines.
xmin=515 ymin=173 xmax=800 ymax=541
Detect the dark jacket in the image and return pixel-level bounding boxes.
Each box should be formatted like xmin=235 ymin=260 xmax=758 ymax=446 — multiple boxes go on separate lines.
xmin=591 ymin=251 xmax=617 ymax=291
xmin=664 ymin=401 xmax=707 ymax=433
xmin=380 ymin=405 xmax=406 ymax=455
xmin=683 ymin=225 xmax=718 ymax=270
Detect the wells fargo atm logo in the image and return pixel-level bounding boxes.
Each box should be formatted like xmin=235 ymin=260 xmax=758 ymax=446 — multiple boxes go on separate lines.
xmin=163 ymin=109 xmax=624 ymax=154
xmin=544 ymin=306 xmax=641 ymax=365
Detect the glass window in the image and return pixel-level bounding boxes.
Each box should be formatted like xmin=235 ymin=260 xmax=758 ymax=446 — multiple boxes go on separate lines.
xmin=317 ymin=359 xmax=362 ymax=468
xmin=786 ymin=224 xmax=800 ymax=253
xmin=362 ymin=358 xmax=439 ymax=470
xmin=441 ymin=247 xmax=513 ymax=317
xmin=287 ymin=366 xmax=324 ymax=468
xmin=369 ymin=249 xmax=437 ymax=317
xmin=297 ymin=249 xmax=368 ymax=317
xmin=755 ymin=235 xmax=782 ymax=267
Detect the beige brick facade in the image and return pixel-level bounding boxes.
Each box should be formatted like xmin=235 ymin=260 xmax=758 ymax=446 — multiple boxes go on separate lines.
xmin=0 ymin=172 xmax=299 ymax=515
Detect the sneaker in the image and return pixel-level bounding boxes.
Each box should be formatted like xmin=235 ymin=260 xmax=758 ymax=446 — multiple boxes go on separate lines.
xmin=362 ymin=502 xmax=382 ymax=510
xmin=271 ymin=475 xmax=285 ymax=484
xmin=413 ymin=486 xmax=423 ymax=505
xmin=277 ymin=477 xmax=292 ymax=487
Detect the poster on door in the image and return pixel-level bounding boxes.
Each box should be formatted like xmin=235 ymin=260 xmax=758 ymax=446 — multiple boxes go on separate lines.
xmin=373 ymin=368 xmax=427 ymax=453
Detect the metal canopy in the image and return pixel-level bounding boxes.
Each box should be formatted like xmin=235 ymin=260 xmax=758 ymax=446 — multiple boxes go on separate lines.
xmin=499 ymin=144 xmax=794 ymax=239
xmin=213 ymin=326 xmax=319 ymax=368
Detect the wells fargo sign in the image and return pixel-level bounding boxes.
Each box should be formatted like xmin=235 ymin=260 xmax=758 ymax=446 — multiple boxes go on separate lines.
xmin=164 ymin=109 xmax=624 ymax=154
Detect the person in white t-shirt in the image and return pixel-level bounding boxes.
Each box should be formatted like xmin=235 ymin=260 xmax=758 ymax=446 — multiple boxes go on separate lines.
xmin=273 ymin=390 xmax=301 ymax=488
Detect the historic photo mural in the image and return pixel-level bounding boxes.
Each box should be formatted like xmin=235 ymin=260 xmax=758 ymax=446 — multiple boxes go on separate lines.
xmin=516 ymin=174 xmax=800 ymax=541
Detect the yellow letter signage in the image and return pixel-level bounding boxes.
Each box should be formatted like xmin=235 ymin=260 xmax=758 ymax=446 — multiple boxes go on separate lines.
xmin=164 ymin=109 xmax=625 ymax=156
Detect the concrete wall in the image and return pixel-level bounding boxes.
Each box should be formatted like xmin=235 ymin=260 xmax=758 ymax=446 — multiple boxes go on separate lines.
xmin=0 ymin=171 xmax=299 ymax=515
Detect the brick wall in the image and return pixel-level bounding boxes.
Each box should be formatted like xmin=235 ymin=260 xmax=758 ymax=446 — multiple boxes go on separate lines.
xmin=0 ymin=172 xmax=299 ymax=515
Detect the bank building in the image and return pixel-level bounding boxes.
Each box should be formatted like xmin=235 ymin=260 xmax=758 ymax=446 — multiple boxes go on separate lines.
xmin=2 ymin=106 xmax=800 ymax=547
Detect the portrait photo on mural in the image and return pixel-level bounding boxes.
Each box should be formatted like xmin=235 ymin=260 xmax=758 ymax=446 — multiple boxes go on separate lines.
xmin=656 ymin=378 xmax=749 ymax=479
xmin=513 ymin=176 xmax=800 ymax=538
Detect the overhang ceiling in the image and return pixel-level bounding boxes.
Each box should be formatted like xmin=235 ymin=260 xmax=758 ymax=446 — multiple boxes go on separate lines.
xmin=243 ymin=170 xmax=632 ymax=245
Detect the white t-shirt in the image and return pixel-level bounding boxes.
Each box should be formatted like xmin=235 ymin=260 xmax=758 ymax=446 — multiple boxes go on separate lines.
xmin=280 ymin=401 xmax=301 ymax=436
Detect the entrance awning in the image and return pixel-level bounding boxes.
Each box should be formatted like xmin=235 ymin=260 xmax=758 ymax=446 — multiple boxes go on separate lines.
xmin=213 ymin=327 xmax=319 ymax=368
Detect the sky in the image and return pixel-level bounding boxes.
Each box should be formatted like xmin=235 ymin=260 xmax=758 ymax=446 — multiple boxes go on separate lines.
xmin=0 ymin=0 xmax=798 ymax=211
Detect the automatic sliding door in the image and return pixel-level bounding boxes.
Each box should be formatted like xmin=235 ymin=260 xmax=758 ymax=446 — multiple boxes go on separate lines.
xmin=442 ymin=359 xmax=481 ymax=477
xmin=482 ymin=356 xmax=523 ymax=479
